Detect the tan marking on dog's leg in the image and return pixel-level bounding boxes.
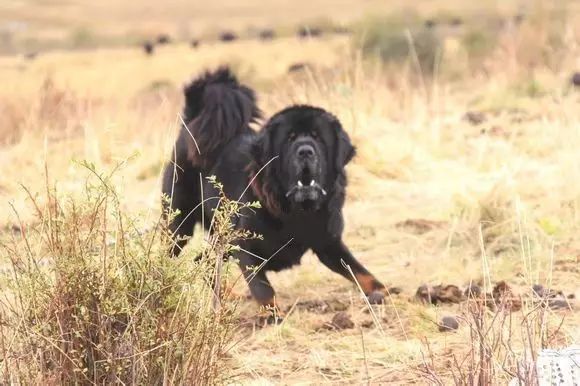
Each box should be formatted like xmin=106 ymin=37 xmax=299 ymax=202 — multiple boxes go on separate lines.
xmin=355 ymin=273 xmax=384 ymax=295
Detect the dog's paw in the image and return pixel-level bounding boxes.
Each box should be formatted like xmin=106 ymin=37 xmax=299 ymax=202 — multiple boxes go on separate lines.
xmin=257 ymin=306 xmax=285 ymax=325
xmin=367 ymin=286 xmax=402 ymax=305
xmin=367 ymin=290 xmax=386 ymax=304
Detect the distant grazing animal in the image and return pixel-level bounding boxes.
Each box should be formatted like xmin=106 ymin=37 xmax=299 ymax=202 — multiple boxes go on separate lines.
xmin=513 ymin=13 xmax=526 ymax=25
xmin=333 ymin=25 xmax=352 ymax=35
xmin=297 ymin=26 xmax=322 ymax=38
xmin=219 ymin=31 xmax=237 ymax=42
xmin=424 ymin=19 xmax=437 ymax=29
xmin=258 ymin=29 xmax=275 ymax=41
xmin=143 ymin=41 xmax=154 ymax=55
xmin=156 ymin=34 xmax=171 ymax=45
xmin=571 ymin=72 xmax=580 ymax=87
xmin=24 ymin=52 xmax=38 ymax=60
xmin=162 ymin=67 xmax=389 ymax=321
xmin=287 ymin=62 xmax=310 ymax=73
xmin=449 ymin=17 xmax=463 ymax=27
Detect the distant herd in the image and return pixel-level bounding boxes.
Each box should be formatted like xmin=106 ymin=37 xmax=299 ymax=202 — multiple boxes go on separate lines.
xmin=18 ymin=16 xmax=580 ymax=86
xmin=140 ymin=25 xmax=353 ymax=57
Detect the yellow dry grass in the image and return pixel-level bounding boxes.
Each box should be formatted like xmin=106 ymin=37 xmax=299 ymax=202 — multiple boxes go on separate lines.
xmin=1 ymin=1 xmax=579 ymax=384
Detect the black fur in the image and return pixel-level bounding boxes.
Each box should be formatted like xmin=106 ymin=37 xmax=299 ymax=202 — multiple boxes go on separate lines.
xmin=162 ymin=67 xmax=386 ymax=311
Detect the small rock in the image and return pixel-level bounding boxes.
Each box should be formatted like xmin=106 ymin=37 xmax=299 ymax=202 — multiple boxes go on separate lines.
xmin=360 ymin=320 xmax=374 ymax=328
xmin=464 ymin=283 xmax=482 ymax=298
xmin=296 ymin=299 xmax=328 ymax=313
xmin=532 ymin=284 xmax=565 ymax=301
xmin=532 ymin=284 xmax=545 ymax=297
xmin=416 ymin=284 xmax=437 ymax=304
xmin=492 ymin=281 xmax=511 ymax=298
xmin=396 ymin=219 xmax=445 ymax=234
xmin=326 ymin=299 xmax=349 ymax=312
xmin=492 ymin=281 xmax=522 ymax=311
xmin=388 ymin=286 xmax=403 ymax=295
xmin=435 ymin=284 xmax=464 ymax=304
xmin=330 ymin=312 xmax=354 ymax=330
xmin=464 ymin=111 xmax=486 ymax=125
xmin=548 ymin=298 xmax=571 ymax=310
xmin=438 ymin=316 xmax=459 ymax=332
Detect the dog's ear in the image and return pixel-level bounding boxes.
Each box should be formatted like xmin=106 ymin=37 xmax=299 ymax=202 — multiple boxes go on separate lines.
xmin=252 ymin=118 xmax=280 ymax=165
xmin=335 ymin=125 xmax=356 ymax=169
xmin=251 ymin=131 xmax=270 ymax=165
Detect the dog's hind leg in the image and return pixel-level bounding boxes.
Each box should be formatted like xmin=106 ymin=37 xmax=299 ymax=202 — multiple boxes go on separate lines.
xmin=162 ymin=161 xmax=202 ymax=257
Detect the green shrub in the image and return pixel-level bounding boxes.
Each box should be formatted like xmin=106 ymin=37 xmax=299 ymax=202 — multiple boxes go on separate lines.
xmin=354 ymin=12 xmax=443 ymax=74
xmin=461 ymin=28 xmax=498 ymax=62
xmin=0 ymin=162 xmax=255 ymax=384
xmin=69 ymin=27 xmax=95 ymax=49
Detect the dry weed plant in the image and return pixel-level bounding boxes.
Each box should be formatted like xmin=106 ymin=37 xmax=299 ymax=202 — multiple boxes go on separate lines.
xmin=0 ymin=162 xmax=255 ymax=384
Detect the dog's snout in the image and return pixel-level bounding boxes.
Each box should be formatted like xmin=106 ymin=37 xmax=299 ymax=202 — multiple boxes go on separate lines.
xmin=297 ymin=144 xmax=315 ymax=158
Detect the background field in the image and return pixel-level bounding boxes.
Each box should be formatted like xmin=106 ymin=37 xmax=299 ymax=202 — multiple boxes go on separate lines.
xmin=1 ymin=0 xmax=579 ymax=384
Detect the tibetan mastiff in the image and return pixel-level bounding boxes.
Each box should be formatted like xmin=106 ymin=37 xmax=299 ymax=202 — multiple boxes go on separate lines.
xmin=162 ymin=67 xmax=388 ymax=314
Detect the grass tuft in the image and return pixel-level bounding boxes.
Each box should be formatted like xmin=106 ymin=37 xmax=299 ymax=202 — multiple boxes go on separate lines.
xmin=0 ymin=162 xmax=247 ymax=385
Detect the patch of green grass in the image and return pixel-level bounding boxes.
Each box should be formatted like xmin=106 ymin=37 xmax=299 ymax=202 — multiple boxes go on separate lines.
xmin=69 ymin=26 xmax=96 ymax=49
xmin=354 ymin=12 xmax=442 ymax=75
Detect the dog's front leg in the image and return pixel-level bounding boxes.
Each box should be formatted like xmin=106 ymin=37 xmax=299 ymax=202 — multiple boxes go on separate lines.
xmin=314 ymin=239 xmax=389 ymax=304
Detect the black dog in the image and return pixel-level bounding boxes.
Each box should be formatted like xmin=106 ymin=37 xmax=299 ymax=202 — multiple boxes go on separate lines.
xmin=162 ymin=67 xmax=388 ymax=313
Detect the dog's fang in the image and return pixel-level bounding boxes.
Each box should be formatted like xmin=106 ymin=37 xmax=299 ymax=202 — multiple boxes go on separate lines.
xmin=321 ymin=188 xmax=327 ymax=196
xmin=310 ymin=180 xmax=315 ymax=186
xmin=297 ymin=181 xmax=303 ymax=187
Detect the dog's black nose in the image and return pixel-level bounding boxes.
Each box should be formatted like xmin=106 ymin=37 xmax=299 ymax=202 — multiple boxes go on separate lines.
xmin=297 ymin=144 xmax=315 ymax=158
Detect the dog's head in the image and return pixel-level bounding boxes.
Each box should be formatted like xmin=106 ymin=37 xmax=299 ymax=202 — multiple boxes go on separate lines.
xmin=251 ymin=105 xmax=355 ymax=213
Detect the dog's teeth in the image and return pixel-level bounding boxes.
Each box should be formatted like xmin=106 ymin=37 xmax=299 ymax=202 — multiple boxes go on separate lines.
xmin=321 ymin=188 xmax=327 ymax=196
xmin=297 ymin=181 xmax=303 ymax=187
xmin=310 ymin=180 xmax=315 ymax=186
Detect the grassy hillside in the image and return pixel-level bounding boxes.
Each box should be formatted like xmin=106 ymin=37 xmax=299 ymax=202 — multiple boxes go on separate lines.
xmin=0 ymin=0 xmax=551 ymax=53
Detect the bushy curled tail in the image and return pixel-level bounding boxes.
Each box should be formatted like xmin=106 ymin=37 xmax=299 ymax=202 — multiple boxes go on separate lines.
xmin=181 ymin=66 xmax=261 ymax=167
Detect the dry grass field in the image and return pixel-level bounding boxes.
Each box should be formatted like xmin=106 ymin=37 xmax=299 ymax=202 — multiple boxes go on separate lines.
xmin=1 ymin=0 xmax=579 ymax=384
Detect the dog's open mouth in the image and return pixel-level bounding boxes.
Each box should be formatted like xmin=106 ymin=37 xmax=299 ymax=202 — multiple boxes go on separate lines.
xmin=285 ymin=179 xmax=327 ymax=206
